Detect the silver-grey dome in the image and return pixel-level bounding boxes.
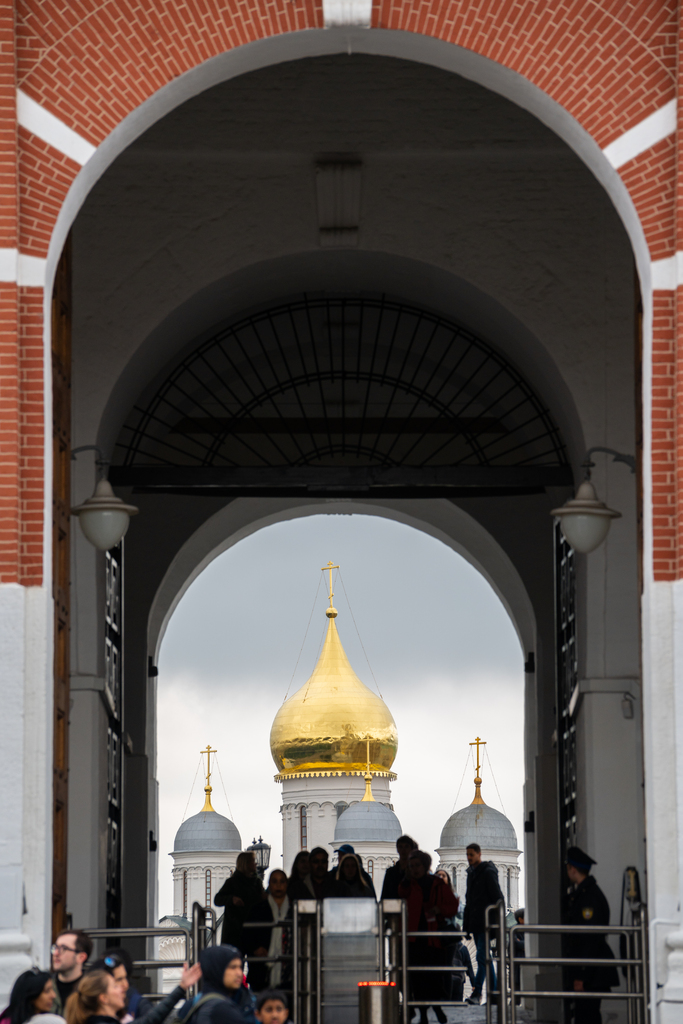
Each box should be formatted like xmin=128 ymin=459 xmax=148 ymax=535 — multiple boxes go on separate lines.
xmin=440 ymin=802 xmax=518 ymax=851
xmin=174 ymin=810 xmax=242 ymax=852
xmin=334 ymin=801 xmax=402 ymax=844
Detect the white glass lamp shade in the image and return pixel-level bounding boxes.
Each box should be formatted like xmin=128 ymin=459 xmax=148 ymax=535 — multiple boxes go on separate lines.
xmin=71 ymin=478 xmax=139 ymax=551
xmin=551 ymin=479 xmax=621 ymax=554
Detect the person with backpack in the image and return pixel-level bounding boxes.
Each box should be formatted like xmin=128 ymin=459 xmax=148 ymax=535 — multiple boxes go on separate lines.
xmin=177 ymin=947 xmax=255 ymax=1024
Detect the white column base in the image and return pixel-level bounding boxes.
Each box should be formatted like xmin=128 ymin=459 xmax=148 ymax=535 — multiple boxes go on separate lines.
xmin=0 ymin=932 xmax=32 ymax=1005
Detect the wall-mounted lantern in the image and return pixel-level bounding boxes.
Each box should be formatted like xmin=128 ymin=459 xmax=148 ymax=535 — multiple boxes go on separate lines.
xmin=71 ymin=446 xmax=138 ymax=551
xmin=551 ymin=447 xmax=635 ymax=554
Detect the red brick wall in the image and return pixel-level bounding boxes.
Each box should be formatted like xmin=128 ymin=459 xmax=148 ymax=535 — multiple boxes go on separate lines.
xmin=2 ymin=0 xmax=682 ymax=581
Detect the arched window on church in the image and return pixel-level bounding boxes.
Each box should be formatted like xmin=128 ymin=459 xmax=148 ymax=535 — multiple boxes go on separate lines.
xmin=451 ymin=867 xmax=457 ymax=890
xmin=300 ymin=806 xmax=308 ymax=849
xmin=507 ymin=869 xmax=511 ymax=907
xmin=367 ymin=859 xmax=374 ymax=880
xmin=182 ymin=870 xmax=188 ymax=917
xmin=205 ymin=869 xmax=212 ymax=906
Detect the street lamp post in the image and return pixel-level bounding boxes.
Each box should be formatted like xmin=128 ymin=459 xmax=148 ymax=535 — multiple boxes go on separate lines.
xmin=248 ymin=837 xmax=271 ymax=880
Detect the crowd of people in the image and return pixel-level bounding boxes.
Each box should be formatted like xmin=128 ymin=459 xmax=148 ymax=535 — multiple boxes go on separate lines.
xmin=1 ymin=840 xmax=615 ymax=1024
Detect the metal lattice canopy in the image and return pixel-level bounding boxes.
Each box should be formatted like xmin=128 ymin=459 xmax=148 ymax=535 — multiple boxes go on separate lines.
xmin=111 ymin=296 xmax=570 ymax=497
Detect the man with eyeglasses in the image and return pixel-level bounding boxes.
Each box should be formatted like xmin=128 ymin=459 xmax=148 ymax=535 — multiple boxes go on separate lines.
xmin=51 ymin=929 xmax=93 ymax=1012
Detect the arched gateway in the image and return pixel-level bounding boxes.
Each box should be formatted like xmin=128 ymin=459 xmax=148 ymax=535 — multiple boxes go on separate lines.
xmin=0 ymin=5 xmax=681 ymax=1019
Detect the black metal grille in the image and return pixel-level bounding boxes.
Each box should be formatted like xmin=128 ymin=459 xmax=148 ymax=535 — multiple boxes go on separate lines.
xmin=113 ymin=297 xmax=567 ymax=496
xmin=105 ymin=541 xmax=123 ymax=928
xmin=555 ymin=520 xmax=578 ymax=852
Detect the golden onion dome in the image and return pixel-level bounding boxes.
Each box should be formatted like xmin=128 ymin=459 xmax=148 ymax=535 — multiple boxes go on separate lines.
xmin=270 ymin=600 xmax=398 ymax=779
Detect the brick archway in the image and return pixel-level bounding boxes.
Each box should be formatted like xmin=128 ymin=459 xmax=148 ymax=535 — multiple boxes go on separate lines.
xmin=3 ymin=9 xmax=676 ymax=593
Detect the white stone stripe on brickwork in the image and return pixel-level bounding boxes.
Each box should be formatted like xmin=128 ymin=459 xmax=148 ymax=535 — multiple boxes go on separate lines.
xmin=322 ymin=0 xmax=372 ymax=27
xmin=602 ymin=99 xmax=676 ymax=169
xmin=0 ymin=248 xmax=47 ymax=286
xmin=17 ymin=89 xmax=96 ymax=166
xmin=651 ymin=252 xmax=683 ymax=291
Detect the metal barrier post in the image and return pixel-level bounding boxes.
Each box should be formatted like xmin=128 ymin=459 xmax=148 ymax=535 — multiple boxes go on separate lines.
xmin=293 ymin=902 xmax=299 ymax=1024
xmin=509 ymin=923 xmax=517 ymax=1024
xmin=315 ymin=900 xmax=322 ymax=1024
xmin=485 ymin=905 xmax=493 ymax=1024
xmin=497 ymin=900 xmax=508 ymax=1024
xmin=400 ymin=900 xmax=409 ymax=1024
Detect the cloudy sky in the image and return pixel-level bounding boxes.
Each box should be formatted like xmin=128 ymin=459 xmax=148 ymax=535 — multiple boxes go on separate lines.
xmin=157 ymin=513 xmax=525 ymax=916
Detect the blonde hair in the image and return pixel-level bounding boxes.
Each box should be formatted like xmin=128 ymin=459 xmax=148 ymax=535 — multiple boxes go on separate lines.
xmin=65 ymin=971 xmax=111 ymax=1024
xmin=236 ymin=851 xmax=256 ymax=874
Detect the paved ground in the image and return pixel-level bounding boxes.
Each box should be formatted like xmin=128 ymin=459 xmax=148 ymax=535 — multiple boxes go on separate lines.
xmin=418 ymin=1004 xmax=539 ymax=1023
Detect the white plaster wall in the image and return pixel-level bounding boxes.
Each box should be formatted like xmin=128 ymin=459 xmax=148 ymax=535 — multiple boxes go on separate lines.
xmin=281 ymin=774 xmax=394 ymax=871
xmin=170 ymin=851 xmax=237 ymax=917
xmin=66 ymin=685 xmax=108 ymax=927
xmin=0 ymin=585 xmax=52 ymax=1003
xmin=437 ymin=851 xmax=520 ymax=909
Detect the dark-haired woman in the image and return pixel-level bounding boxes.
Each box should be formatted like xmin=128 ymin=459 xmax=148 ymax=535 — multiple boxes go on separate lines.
xmin=1 ymin=970 xmax=64 ymax=1024
xmin=215 ymin=852 xmax=264 ymax=948
xmin=64 ymin=971 xmax=125 ymax=1024
xmin=286 ymin=853 xmax=313 ymax=900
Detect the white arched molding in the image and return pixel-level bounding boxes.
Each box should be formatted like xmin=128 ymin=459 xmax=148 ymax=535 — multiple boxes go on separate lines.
xmin=40 ymin=28 xmax=655 ymax=591
xmin=147 ymin=496 xmax=536 ymax=661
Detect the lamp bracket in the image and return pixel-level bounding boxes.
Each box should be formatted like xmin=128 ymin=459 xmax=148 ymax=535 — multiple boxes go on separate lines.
xmin=71 ymin=445 xmax=110 ymax=475
xmin=582 ymin=447 xmax=636 ymax=479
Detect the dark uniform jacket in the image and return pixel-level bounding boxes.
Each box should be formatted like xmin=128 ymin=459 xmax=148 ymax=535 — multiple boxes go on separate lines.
xmin=563 ymin=875 xmax=619 ymax=992
xmin=462 ymin=860 xmax=505 ymax=935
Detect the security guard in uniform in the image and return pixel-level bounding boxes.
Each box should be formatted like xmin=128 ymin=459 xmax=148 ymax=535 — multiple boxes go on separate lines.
xmin=562 ymin=847 xmax=619 ymax=1024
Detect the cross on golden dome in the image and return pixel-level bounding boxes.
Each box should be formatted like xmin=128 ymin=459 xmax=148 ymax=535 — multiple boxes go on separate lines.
xmin=201 ymin=743 xmax=217 ymax=812
xmin=321 ymin=560 xmax=340 ymax=618
xmin=469 ymin=735 xmax=486 ymax=805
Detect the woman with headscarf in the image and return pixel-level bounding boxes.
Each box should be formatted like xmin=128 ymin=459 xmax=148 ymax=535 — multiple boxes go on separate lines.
xmin=64 ymin=970 xmax=126 ymax=1024
xmin=177 ymin=946 xmax=253 ymax=1024
xmin=243 ymin=869 xmax=291 ymax=992
xmin=332 ymin=853 xmax=376 ymax=898
xmin=399 ymin=850 xmax=459 ymax=1024
xmin=214 ymin=852 xmax=265 ymax=948
xmin=1 ymin=970 xmax=64 ymax=1024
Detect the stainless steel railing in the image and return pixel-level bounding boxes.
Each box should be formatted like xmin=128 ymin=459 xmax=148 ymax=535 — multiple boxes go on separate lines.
xmin=484 ymin=900 xmax=649 ymax=1024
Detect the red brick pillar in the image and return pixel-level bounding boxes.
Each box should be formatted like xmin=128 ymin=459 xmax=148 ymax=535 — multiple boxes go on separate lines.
xmin=0 ymin=1 xmax=19 ymax=584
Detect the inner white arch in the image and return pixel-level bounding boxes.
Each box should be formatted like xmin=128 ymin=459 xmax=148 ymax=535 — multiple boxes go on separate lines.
xmin=156 ymin=507 xmax=525 ymax=916
xmin=149 ymin=496 xmax=535 ymax=660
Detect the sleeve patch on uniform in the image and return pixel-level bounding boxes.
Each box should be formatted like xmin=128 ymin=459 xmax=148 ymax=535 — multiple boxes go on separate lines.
xmin=582 ymin=908 xmax=594 ymax=920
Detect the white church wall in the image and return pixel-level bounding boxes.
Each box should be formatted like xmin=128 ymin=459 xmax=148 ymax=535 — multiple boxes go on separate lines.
xmin=171 ymin=850 xmax=238 ymax=918
xmin=281 ymin=774 xmax=395 ymax=871
xmin=437 ymin=850 xmax=521 ymax=910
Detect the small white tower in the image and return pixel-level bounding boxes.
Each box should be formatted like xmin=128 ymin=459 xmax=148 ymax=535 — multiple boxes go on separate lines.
xmin=437 ymin=737 xmax=521 ymax=908
xmin=170 ymin=744 xmax=242 ymax=918
xmin=331 ymin=754 xmax=402 ymax=894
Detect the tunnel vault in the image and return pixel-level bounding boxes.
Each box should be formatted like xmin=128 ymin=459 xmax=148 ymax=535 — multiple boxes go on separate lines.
xmin=110 ymin=295 xmax=571 ymax=500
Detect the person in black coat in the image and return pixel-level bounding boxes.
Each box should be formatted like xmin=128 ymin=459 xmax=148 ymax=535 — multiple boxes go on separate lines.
xmin=380 ymin=836 xmax=418 ymax=900
xmin=243 ymin=870 xmax=292 ymax=993
xmin=563 ymin=847 xmax=619 ymax=1024
xmin=462 ymin=843 xmax=505 ymax=1005
xmin=215 ymin=852 xmax=265 ymax=948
